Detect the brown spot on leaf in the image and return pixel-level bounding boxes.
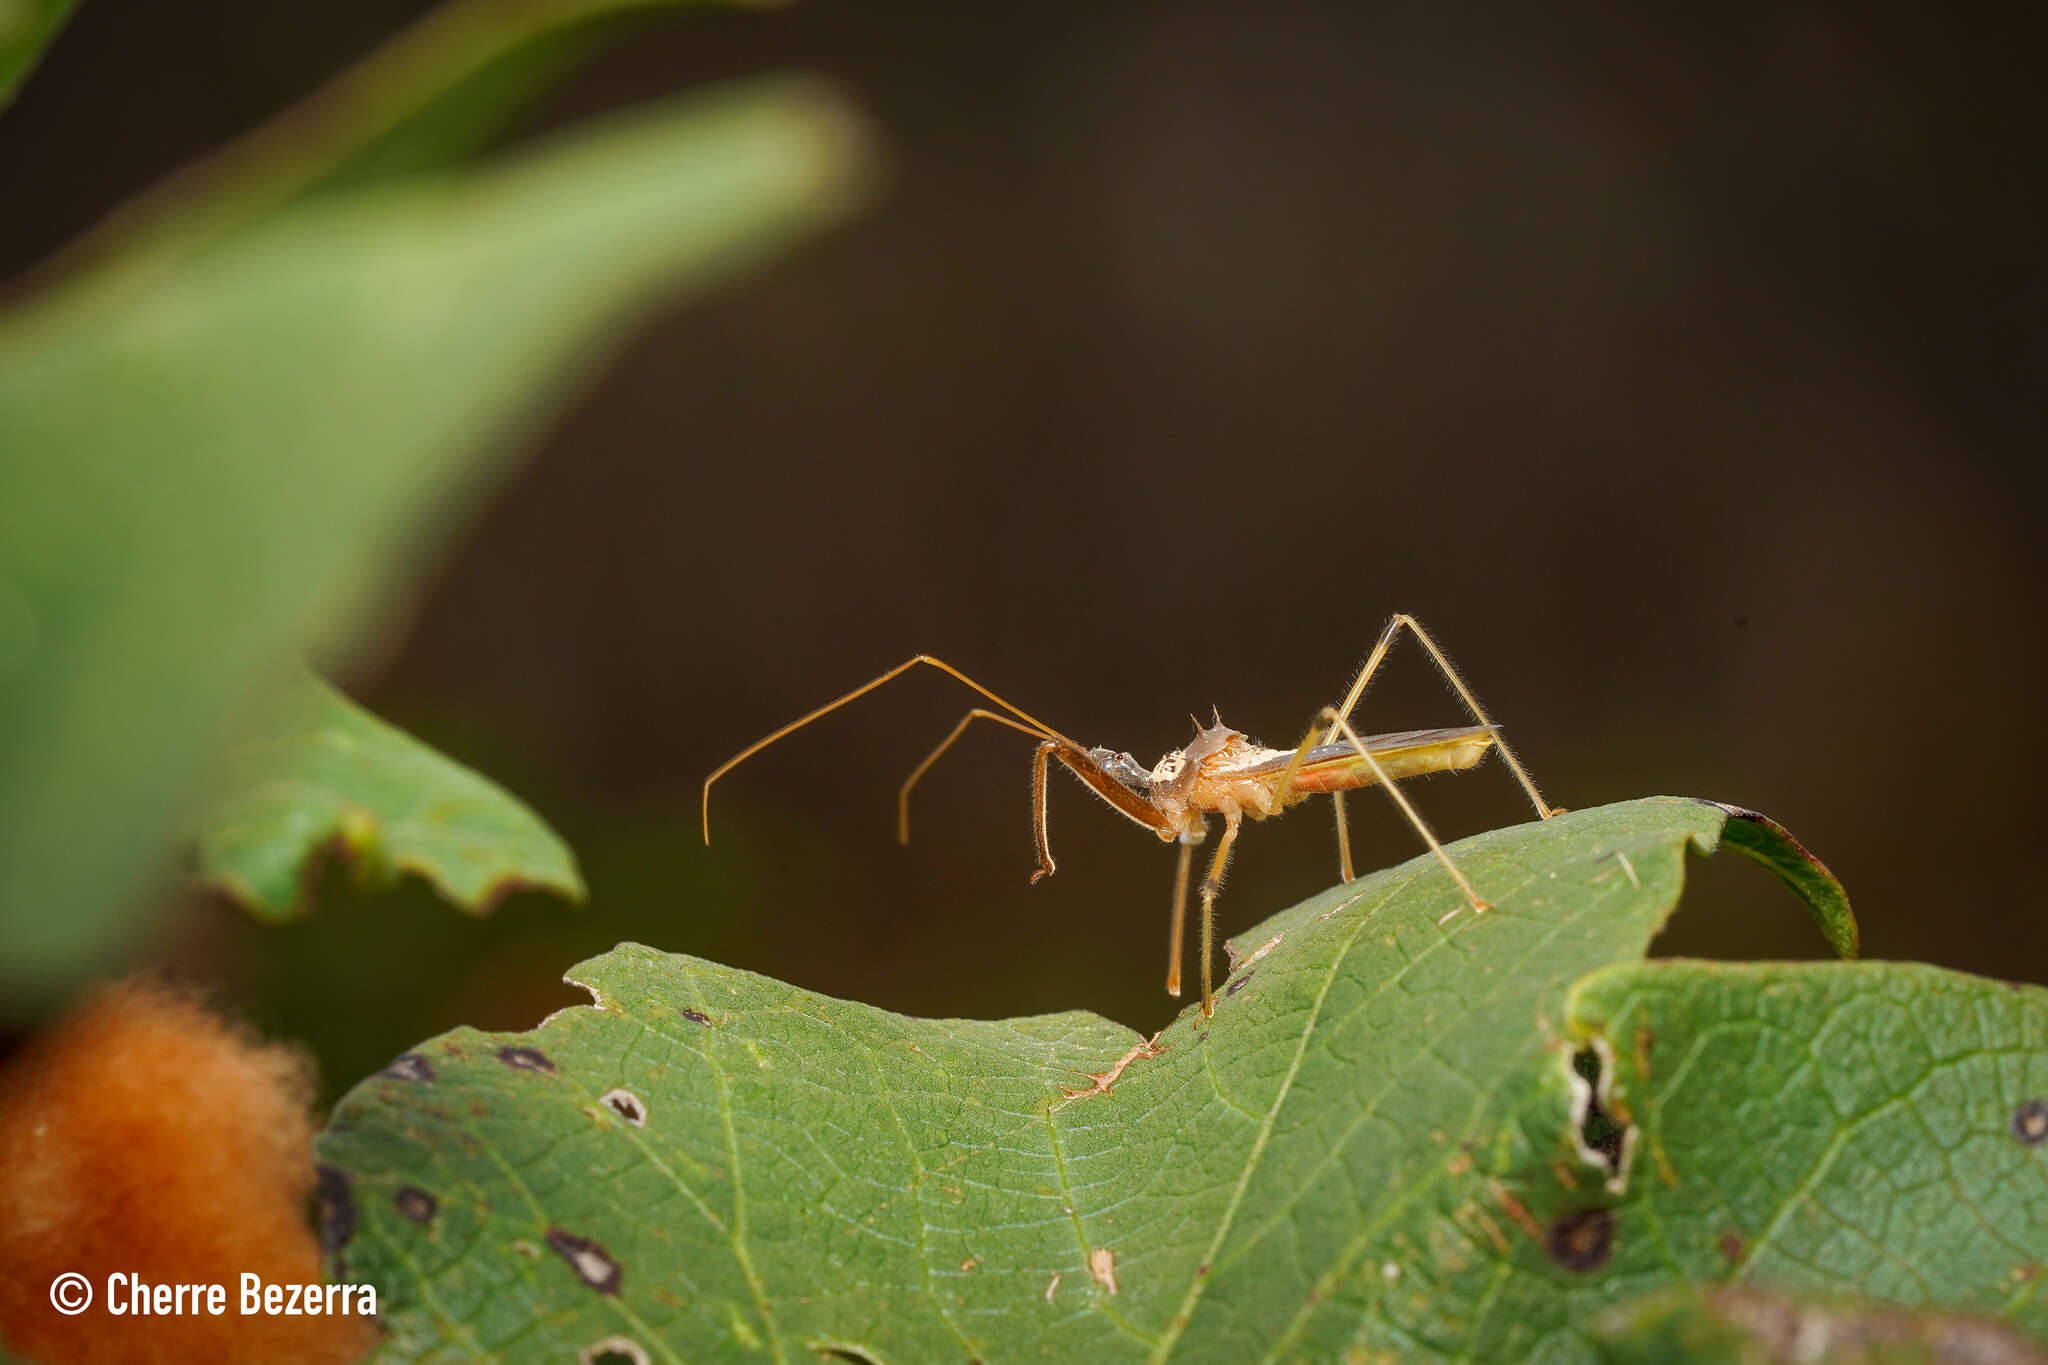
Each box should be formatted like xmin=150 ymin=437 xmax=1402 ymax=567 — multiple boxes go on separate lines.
xmin=380 ymin=1053 xmax=434 ymax=1082
xmin=546 ymin=1228 xmax=622 ymax=1294
xmin=1225 ymin=972 xmax=1254 ymax=997
xmin=498 ymin=1046 xmax=555 ymax=1073
xmin=1718 ymin=1230 xmax=1746 ymax=1261
xmin=2011 ymin=1099 xmax=2047 ymax=1146
xmin=679 ymin=1009 xmax=713 ymax=1027
xmin=393 ymin=1187 xmax=436 ymax=1225
xmin=315 ymin=1166 xmax=354 ymax=1252
xmin=1545 ymin=1207 xmax=1614 ymax=1272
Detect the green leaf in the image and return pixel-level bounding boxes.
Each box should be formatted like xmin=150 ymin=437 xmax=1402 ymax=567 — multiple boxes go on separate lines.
xmin=315 ymin=797 xmax=2042 ymax=1364
xmin=1590 ymin=1285 xmax=2048 ymax=1365
xmin=1713 ymin=807 xmax=1859 ymax=958
xmin=0 ymin=0 xmax=77 ymax=110
xmin=1548 ymin=959 xmax=2048 ymax=1344
xmin=0 ymin=79 xmax=871 ymax=1015
xmin=43 ymin=0 xmax=767 ymax=283
xmin=192 ymin=670 xmax=583 ymax=922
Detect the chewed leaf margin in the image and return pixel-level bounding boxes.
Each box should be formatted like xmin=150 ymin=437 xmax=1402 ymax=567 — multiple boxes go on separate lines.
xmin=192 ymin=670 xmax=585 ymax=921
xmin=1689 ymin=799 xmax=1858 ymax=958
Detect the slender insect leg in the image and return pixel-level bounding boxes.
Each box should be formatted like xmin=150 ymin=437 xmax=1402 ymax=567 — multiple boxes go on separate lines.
xmin=1028 ymin=740 xmax=1059 ymax=883
xmin=1326 ymin=615 xmax=1560 ymax=820
xmin=1027 ymin=739 xmax=1175 ymax=887
xmin=1332 ymin=791 xmax=1354 ymax=882
xmin=1198 ymin=805 xmax=1243 ymax=1019
xmin=1166 ymin=834 xmax=1195 ymax=997
xmin=1029 ymin=740 xmax=1181 ymax=1010
xmin=1322 ymin=708 xmax=1489 ymax=922
xmin=1272 ymin=715 xmax=1357 ymax=883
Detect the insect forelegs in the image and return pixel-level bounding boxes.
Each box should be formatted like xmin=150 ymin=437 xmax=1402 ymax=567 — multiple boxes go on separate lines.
xmin=1196 ymin=805 xmax=1243 ymax=1019
xmin=1166 ymin=835 xmax=1194 ymax=997
xmin=1029 ymin=740 xmax=1060 ymax=884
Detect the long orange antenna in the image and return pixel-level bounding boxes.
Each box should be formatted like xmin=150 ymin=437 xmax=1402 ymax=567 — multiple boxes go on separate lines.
xmin=703 ymin=656 xmax=1078 ymax=842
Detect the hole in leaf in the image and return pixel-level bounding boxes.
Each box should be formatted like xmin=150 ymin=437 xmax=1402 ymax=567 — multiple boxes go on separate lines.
xmin=600 ymin=1088 xmax=647 ymax=1126
xmin=1573 ymin=1049 xmax=1625 ymax=1168
xmin=580 ymin=1336 xmax=650 ymax=1365
xmin=380 ymin=1052 xmax=434 ymax=1082
xmin=1566 ymin=1037 xmax=1635 ymax=1191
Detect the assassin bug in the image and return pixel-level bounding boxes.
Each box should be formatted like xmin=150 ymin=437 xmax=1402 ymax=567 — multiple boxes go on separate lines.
xmin=702 ymin=615 xmax=1559 ymax=1017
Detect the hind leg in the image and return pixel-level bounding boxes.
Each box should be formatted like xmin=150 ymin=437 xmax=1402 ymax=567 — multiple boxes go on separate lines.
xmin=1321 ymin=708 xmax=1489 ymax=924
xmin=1327 ymin=615 xmax=1560 ymax=820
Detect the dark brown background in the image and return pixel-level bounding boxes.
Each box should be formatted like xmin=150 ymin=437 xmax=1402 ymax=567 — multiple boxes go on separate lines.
xmin=4 ymin=1 xmax=2042 ymax=1094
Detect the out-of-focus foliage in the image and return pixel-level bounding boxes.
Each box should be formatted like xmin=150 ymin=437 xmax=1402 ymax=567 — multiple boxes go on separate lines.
xmin=193 ymin=670 xmax=584 ymax=921
xmin=43 ymin=0 xmax=765 ymax=283
xmin=0 ymin=0 xmax=872 ymax=1019
xmin=0 ymin=0 xmax=76 ymax=108
xmin=1591 ymin=1286 xmax=2048 ymax=1365
xmin=319 ymin=799 xmax=2043 ymax=1364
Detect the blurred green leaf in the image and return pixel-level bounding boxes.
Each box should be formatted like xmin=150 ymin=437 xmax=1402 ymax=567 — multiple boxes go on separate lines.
xmin=0 ymin=0 xmax=76 ymax=109
xmin=194 ymin=670 xmax=583 ymax=922
xmin=42 ymin=0 xmax=768 ymax=282
xmin=1591 ymin=1286 xmax=2046 ymax=1364
xmin=314 ymin=797 xmax=2042 ymax=1365
xmin=0 ymin=78 xmax=871 ymax=1016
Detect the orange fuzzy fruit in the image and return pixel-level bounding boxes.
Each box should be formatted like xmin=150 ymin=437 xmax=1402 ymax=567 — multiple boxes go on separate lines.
xmin=0 ymin=979 xmax=376 ymax=1364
